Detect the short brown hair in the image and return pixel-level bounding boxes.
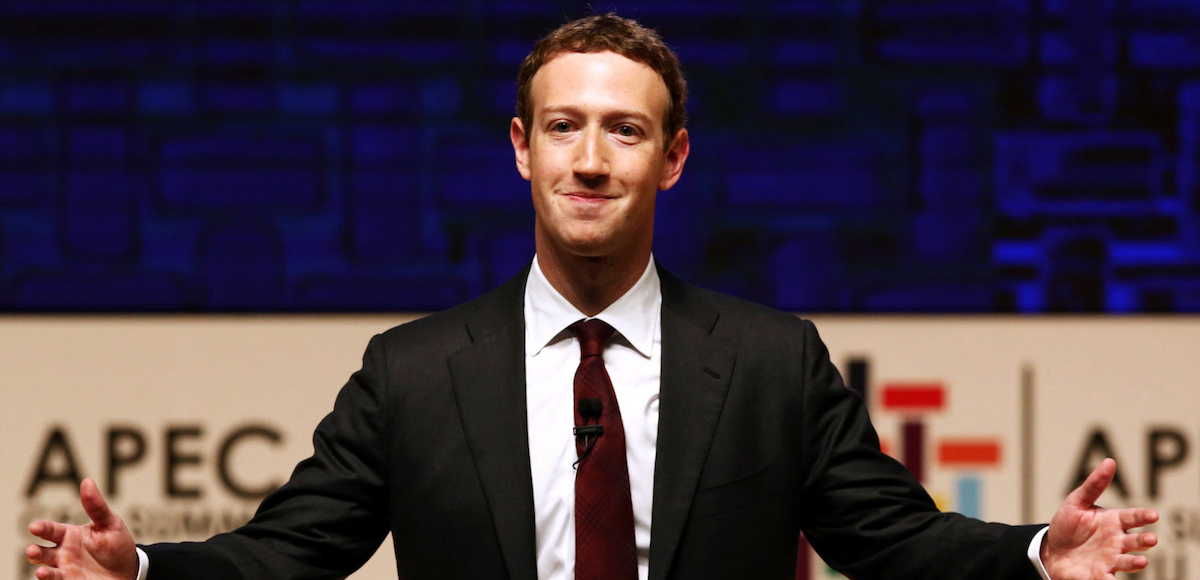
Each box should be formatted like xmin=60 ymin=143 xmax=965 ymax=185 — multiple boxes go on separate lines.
xmin=516 ymin=13 xmax=687 ymax=148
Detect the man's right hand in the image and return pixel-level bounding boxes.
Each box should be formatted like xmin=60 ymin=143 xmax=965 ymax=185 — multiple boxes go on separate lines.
xmin=26 ymin=478 xmax=139 ymax=580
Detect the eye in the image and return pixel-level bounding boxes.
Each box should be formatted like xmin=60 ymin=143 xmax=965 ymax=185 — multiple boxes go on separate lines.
xmin=616 ymin=125 xmax=637 ymax=137
xmin=553 ymin=121 xmax=572 ymax=133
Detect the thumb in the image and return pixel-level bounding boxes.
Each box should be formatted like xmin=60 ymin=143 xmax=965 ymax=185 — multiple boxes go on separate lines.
xmin=80 ymin=478 xmax=119 ymax=529
xmin=1069 ymin=457 xmax=1116 ymax=509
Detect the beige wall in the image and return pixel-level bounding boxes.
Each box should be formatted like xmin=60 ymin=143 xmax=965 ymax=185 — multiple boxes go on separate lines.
xmin=4 ymin=316 xmax=1198 ymax=579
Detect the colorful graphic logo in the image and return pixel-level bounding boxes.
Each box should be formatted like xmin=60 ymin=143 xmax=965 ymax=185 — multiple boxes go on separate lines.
xmin=877 ymin=381 xmax=1001 ymax=517
xmin=796 ymin=357 xmax=1015 ymax=580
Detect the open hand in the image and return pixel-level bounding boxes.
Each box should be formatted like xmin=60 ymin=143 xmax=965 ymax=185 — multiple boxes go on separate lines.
xmin=1042 ymin=458 xmax=1159 ymax=580
xmin=26 ymin=478 xmax=139 ymax=580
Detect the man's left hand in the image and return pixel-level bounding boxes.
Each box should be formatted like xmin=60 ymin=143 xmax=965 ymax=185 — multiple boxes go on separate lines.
xmin=1042 ymin=458 xmax=1158 ymax=580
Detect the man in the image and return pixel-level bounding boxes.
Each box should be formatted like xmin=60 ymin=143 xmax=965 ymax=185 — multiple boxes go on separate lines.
xmin=27 ymin=13 xmax=1157 ymax=580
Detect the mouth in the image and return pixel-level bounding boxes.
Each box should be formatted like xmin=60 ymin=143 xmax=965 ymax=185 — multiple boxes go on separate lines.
xmin=563 ymin=191 xmax=616 ymax=203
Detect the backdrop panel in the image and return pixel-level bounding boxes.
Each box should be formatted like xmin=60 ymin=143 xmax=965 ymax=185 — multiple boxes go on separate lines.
xmin=2 ymin=315 xmax=1197 ymax=579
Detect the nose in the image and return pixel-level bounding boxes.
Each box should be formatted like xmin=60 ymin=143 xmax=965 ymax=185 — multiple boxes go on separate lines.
xmin=572 ymin=127 xmax=609 ymax=181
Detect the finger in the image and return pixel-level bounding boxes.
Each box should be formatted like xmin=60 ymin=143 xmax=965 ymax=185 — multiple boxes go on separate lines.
xmin=28 ymin=520 xmax=66 ymax=544
xmin=35 ymin=566 xmax=63 ymax=580
xmin=25 ymin=544 xmax=58 ymax=567
xmin=80 ymin=478 xmax=118 ymax=529
xmin=1122 ymin=531 xmax=1157 ymax=552
xmin=1068 ymin=457 xmax=1117 ymax=508
xmin=1111 ymin=553 xmax=1150 ymax=573
xmin=1119 ymin=507 xmax=1160 ymax=530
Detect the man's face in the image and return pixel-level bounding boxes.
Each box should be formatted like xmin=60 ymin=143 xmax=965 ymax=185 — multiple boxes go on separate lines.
xmin=511 ymin=50 xmax=688 ymax=262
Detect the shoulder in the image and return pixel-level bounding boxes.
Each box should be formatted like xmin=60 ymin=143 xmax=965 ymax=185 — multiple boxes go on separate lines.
xmin=699 ymin=285 xmax=810 ymax=328
xmin=704 ymin=288 xmax=822 ymax=363
xmin=372 ymin=266 xmax=528 ymax=355
xmin=661 ymin=268 xmax=815 ymax=343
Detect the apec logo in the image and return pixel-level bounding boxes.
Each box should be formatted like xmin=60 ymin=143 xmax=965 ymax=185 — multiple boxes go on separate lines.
xmin=24 ymin=423 xmax=285 ymax=500
xmin=17 ymin=422 xmax=287 ymax=579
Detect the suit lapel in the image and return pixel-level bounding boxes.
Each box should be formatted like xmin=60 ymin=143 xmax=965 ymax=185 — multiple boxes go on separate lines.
xmin=447 ymin=268 xmax=539 ymax=580
xmin=649 ymin=266 xmax=736 ymax=580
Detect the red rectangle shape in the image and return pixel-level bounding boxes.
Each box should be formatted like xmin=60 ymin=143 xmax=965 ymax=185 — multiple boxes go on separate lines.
xmin=938 ymin=440 xmax=1001 ymax=466
xmin=881 ymin=383 xmax=945 ymax=410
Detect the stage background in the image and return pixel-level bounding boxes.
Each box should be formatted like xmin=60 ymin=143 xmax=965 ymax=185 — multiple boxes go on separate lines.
xmin=5 ymin=1 xmax=1199 ymax=579
xmin=4 ymin=315 xmax=1197 ymax=579
xmin=1 ymin=0 xmax=1199 ymax=313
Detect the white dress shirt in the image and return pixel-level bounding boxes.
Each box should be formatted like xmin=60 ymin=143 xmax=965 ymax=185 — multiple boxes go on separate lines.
xmin=524 ymin=254 xmax=661 ymax=580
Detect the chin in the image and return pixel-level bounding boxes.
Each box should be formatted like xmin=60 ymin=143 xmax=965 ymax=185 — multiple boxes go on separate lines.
xmin=538 ymin=223 xmax=633 ymax=261
xmin=563 ymin=242 xmax=614 ymax=260
xmin=551 ymin=227 xmax=610 ymax=254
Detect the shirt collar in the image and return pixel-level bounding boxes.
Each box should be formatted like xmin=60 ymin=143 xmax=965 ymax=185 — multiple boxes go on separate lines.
xmin=524 ymin=254 xmax=660 ymax=359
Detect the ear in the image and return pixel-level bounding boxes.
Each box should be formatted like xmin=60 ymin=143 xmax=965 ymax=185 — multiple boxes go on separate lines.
xmin=511 ymin=117 xmax=532 ymax=181
xmin=658 ymin=128 xmax=689 ymax=191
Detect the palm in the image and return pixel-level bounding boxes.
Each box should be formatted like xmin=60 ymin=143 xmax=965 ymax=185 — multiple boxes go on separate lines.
xmin=1043 ymin=459 xmax=1158 ymax=580
xmin=27 ymin=479 xmax=138 ymax=580
xmin=60 ymin=522 xmax=134 ymax=576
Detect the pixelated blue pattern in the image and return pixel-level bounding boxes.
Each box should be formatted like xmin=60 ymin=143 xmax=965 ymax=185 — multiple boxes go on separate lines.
xmin=1 ymin=0 xmax=1199 ymax=312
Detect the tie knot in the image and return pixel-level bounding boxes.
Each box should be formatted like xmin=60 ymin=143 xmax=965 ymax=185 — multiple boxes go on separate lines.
xmin=569 ymin=318 xmax=615 ymax=359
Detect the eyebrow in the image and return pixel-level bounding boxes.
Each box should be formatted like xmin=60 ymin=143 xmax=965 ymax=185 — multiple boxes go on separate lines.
xmin=539 ymin=105 xmax=654 ymax=124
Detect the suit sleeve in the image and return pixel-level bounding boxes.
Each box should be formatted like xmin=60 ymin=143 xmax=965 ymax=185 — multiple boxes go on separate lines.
xmin=142 ymin=334 xmax=393 ymax=580
xmin=795 ymin=320 xmax=1043 ymax=580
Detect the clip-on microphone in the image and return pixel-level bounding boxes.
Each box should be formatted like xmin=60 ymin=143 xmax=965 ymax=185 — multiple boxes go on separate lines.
xmin=573 ymin=398 xmax=603 ymax=469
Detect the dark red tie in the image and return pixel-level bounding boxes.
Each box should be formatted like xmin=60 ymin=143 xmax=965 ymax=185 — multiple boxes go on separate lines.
xmin=570 ymin=319 xmax=638 ymax=580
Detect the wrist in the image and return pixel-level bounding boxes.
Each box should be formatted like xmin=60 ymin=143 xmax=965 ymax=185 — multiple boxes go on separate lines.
xmin=1028 ymin=527 xmax=1053 ymax=580
xmin=131 ymin=546 xmax=149 ymax=580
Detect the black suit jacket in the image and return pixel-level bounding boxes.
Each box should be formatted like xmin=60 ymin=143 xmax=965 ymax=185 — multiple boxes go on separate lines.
xmin=144 ymin=265 xmax=1043 ymax=580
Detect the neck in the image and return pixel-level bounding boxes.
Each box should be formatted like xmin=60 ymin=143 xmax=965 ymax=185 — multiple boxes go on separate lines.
xmin=536 ymin=242 xmax=650 ymax=318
